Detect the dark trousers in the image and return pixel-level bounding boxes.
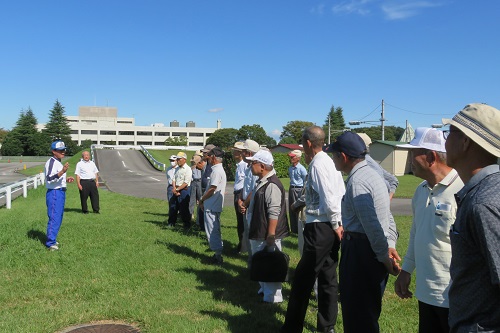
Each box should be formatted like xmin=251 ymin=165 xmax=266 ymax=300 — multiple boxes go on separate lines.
xmin=168 ymin=188 xmax=191 ymax=227
xmin=189 ymin=180 xmax=202 ymax=215
xmin=418 ymin=301 xmax=449 ymax=333
xmin=233 ymin=189 xmax=244 ymax=251
xmin=79 ymin=179 xmax=99 ymax=213
xmin=282 ymin=222 xmax=340 ymax=333
xmin=288 ymin=187 xmax=302 ymax=233
xmin=339 ymin=234 xmax=388 ymax=333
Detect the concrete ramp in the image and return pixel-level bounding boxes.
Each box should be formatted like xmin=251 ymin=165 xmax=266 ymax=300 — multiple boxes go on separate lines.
xmin=95 ymin=149 xmax=167 ymax=200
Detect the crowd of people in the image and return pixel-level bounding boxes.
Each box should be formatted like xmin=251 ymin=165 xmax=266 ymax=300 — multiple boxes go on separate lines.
xmin=44 ymin=102 xmax=500 ymax=333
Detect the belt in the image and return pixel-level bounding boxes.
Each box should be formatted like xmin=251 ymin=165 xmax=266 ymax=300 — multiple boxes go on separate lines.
xmin=344 ymin=232 xmax=368 ymax=240
xmin=48 ymin=188 xmax=67 ymax=192
xmin=192 ymin=179 xmax=201 ymax=182
xmin=233 ymin=189 xmax=242 ymax=194
xmin=290 ymin=185 xmax=303 ymax=189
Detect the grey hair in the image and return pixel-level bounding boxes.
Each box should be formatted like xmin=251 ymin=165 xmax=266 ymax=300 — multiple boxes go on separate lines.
xmin=302 ymin=126 xmax=325 ymax=148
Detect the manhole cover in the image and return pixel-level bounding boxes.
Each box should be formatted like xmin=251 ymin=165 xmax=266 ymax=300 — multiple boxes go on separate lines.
xmin=59 ymin=323 xmax=141 ymax=333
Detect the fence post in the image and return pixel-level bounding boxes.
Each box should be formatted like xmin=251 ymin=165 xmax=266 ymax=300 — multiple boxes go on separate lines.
xmin=23 ymin=180 xmax=28 ymax=198
xmin=34 ymin=175 xmax=38 ymax=189
xmin=6 ymin=186 xmax=12 ymax=209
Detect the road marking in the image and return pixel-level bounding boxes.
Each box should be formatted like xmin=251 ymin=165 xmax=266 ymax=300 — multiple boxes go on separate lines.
xmin=150 ymin=177 xmax=161 ymax=182
xmin=117 ymin=151 xmax=122 ymax=157
xmin=122 ymin=161 xmax=127 ymax=168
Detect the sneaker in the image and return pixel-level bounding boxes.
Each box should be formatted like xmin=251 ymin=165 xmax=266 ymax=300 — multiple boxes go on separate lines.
xmin=48 ymin=245 xmax=59 ymax=251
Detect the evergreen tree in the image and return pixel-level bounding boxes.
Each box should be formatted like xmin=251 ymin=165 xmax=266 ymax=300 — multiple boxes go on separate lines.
xmin=43 ymin=100 xmax=76 ymax=155
xmin=323 ymin=105 xmax=346 ymax=143
xmin=0 ymin=108 xmax=44 ymax=156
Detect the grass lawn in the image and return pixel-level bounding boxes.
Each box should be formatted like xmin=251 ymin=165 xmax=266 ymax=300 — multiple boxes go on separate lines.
xmin=1 ymin=154 xmax=419 ymax=332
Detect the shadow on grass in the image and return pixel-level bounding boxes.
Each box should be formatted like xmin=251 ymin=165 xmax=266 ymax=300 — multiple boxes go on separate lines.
xmin=64 ymin=207 xmax=84 ymax=213
xmin=158 ymin=241 xmax=288 ymax=332
xmin=143 ymin=211 xmax=167 ymax=218
xmin=27 ymin=229 xmax=46 ymax=245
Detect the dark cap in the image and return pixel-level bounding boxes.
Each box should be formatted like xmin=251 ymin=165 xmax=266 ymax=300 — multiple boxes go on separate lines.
xmin=326 ymin=131 xmax=367 ymax=158
xmin=201 ymin=144 xmax=216 ymax=153
xmin=208 ymin=147 xmax=225 ymax=158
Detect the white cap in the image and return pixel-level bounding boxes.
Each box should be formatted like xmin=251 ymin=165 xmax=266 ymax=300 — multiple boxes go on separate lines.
xmin=243 ymin=139 xmax=260 ymax=153
xmin=287 ymin=149 xmax=302 ymax=158
xmin=169 ymin=155 xmax=177 ymax=161
xmin=398 ymin=127 xmax=446 ymax=153
xmin=246 ymin=149 xmax=274 ymax=166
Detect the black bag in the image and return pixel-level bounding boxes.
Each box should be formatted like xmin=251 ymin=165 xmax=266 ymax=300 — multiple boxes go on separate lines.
xmin=250 ymin=246 xmax=290 ymax=282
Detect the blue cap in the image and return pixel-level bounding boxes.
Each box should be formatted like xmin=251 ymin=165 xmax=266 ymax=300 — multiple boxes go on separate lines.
xmin=326 ymin=131 xmax=367 ymax=158
xmin=51 ymin=141 xmax=67 ymax=151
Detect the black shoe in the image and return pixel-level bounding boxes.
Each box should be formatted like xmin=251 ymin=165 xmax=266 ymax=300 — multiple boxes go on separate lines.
xmin=209 ymin=254 xmax=223 ymax=265
xmin=82 ymin=211 xmax=89 ymax=214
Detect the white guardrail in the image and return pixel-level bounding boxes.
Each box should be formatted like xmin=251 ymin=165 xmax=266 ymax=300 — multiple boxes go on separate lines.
xmin=0 ymin=173 xmax=45 ymax=209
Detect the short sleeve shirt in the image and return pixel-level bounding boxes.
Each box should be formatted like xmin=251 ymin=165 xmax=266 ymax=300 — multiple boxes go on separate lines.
xmin=203 ymin=163 xmax=227 ymax=212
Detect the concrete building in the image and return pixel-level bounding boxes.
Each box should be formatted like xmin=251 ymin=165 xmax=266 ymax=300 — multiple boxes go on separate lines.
xmin=39 ymin=106 xmax=221 ymax=147
xmin=369 ymin=140 xmax=411 ymax=176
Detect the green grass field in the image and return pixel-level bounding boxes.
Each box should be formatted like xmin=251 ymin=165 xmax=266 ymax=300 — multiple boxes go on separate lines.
xmin=1 ymin=168 xmax=419 ymax=333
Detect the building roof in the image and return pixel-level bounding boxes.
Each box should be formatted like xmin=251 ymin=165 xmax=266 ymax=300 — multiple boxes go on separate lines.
xmin=270 ymin=143 xmax=303 ymax=150
xmin=372 ymin=140 xmax=407 ymax=147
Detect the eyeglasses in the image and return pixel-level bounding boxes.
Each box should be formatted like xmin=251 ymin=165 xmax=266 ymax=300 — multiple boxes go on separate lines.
xmin=442 ymin=129 xmax=460 ymax=140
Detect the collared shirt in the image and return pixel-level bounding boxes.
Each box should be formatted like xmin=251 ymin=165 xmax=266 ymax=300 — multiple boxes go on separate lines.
xmin=75 ymin=159 xmax=99 ymax=180
xmin=305 ymin=151 xmax=344 ymax=226
xmin=234 ymin=159 xmax=247 ymax=192
xmin=247 ymin=169 xmax=282 ymax=224
xmin=174 ymin=163 xmax=192 ymax=187
xmin=192 ymin=166 xmax=202 ymax=180
xmin=203 ymin=163 xmax=227 ymax=213
xmin=402 ymin=169 xmax=463 ymax=307
xmin=342 ymin=160 xmax=391 ymax=262
xmin=242 ymin=164 xmax=258 ymax=201
xmin=449 ymin=164 xmax=500 ymax=331
xmin=45 ymin=157 xmax=66 ymax=190
xmin=166 ymin=165 xmax=177 ymax=186
xmin=288 ymin=162 xmax=307 ymax=187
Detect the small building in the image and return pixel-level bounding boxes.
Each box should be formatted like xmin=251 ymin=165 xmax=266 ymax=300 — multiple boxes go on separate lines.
xmin=269 ymin=144 xmax=303 ymax=154
xmin=369 ymin=140 xmax=411 ymax=176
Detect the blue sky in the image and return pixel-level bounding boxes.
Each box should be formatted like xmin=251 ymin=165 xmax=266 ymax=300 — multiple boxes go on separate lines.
xmin=1 ymin=0 xmax=499 ymax=140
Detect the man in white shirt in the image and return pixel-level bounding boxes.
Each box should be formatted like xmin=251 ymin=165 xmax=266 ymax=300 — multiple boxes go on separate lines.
xmin=282 ymin=126 xmax=345 ymax=333
xmin=168 ymin=152 xmax=192 ymax=229
xmin=395 ymin=128 xmax=464 ymax=333
xmin=232 ymin=141 xmax=247 ymax=253
xmin=166 ymin=155 xmax=178 ymax=202
xmin=75 ymin=150 xmax=100 ymax=214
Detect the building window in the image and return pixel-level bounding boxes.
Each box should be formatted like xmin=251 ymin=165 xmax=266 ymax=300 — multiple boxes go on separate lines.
xmin=118 ymin=141 xmax=134 ymax=145
xmin=100 ymin=130 xmax=116 ymax=135
xmin=189 ymin=132 xmax=204 ymax=137
xmin=83 ymin=120 xmax=97 ymax=124
xmin=81 ymin=130 xmax=98 ymax=135
xmin=154 ymin=132 xmax=169 ymax=136
xmin=117 ymin=121 xmax=133 ymax=124
xmin=206 ymin=133 xmax=212 ymax=137
xmin=154 ymin=142 xmax=165 ymax=146
xmin=189 ymin=142 xmax=204 ymax=146
xmin=71 ymin=130 xmax=78 ymax=134
xmin=68 ymin=119 xmax=79 ymax=123
xmin=172 ymin=132 xmax=187 ymax=137
xmin=119 ymin=131 xmax=135 ymax=136
xmin=137 ymin=141 xmax=152 ymax=145
xmin=137 ymin=131 xmax=152 ymax=136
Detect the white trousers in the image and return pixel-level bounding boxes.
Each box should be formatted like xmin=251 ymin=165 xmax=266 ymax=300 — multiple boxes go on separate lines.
xmin=249 ymin=239 xmax=283 ymax=303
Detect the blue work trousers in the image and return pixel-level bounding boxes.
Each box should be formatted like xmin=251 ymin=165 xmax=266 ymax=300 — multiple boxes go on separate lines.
xmin=46 ymin=189 xmax=66 ymax=247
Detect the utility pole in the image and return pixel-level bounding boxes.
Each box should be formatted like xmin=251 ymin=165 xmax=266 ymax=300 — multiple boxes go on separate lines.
xmin=380 ymin=99 xmax=385 ymax=141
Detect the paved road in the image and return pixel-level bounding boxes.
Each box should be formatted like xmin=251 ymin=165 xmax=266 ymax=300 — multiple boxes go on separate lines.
xmin=0 ymin=162 xmax=45 ymax=186
xmin=95 ymin=149 xmax=412 ymax=216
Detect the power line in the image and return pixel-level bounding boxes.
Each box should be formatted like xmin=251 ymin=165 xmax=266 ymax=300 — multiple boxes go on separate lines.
xmin=384 ymin=102 xmax=455 ymax=116
xmin=359 ymin=102 xmax=381 ymax=120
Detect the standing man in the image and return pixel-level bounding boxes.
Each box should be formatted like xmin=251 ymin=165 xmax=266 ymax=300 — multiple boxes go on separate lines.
xmin=199 ymin=147 xmax=227 ymax=265
xmin=287 ymin=149 xmax=307 ymax=234
xmin=394 ymin=127 xmax=463 ymax=333
xmin=189 ymin=154 xmax=203 ymax=221
xmin=168 ymin=152 xmax=192 ymax=229
xmin=44 ymin=140 xmax=74 ymax=251
xmin=238 ymin=139 xmax=260 ymax=265
xmin=232 ymin=141 xmax=247 ymax=253
xmin=246 ymin=149 xmax=290 ymax=303
xmin=443 ymin=103 xmax=500 ymax=332
xmin=166 ymin=155 xmax=178 ymax=202
xmin=330 ymin=131 xmax=400 ymax=333
xmin=195 ymin=155 xmax=208 ymax=232
xmin=75 ymin=150 xmax=100 ymax=214
xmin=281 ymin=126 xmax=345 ymax=333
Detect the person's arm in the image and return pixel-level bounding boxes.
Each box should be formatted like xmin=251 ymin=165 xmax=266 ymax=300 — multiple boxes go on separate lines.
xmin=264 ymin=183 xmax=281 ymax=246
xmin=199 ymin=185 xmax=216 ymax=209
xmin=311 ymin=164 xmax=344 ymax=229
xmin=76 ymin=175 xmax=82 ymax=190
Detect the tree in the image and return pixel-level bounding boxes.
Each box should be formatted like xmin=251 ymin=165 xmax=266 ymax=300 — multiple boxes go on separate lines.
xmin=0 ymin=132 xmax=23 ymax=156
xmin=280 ymin=120 xmax=314 ymax=144
xmin=0 ymin=108 xmax=47 ymax=156
xmin=0 ymin=128 xmax=8 ymax=143
xmin=323 ymin=105 xmax=346 ymax=143
xmin=43 ymin=100 xmax=76 ymax=155
xmin=164 ymin=135 xmax=188 ymax=146
xmin=237 ymin=124 xmax=276 ymax=147
xmin=206 ymin=128 xmax=239 ymax=150
xmin=278 ymin=136 xmax=298 ymax=145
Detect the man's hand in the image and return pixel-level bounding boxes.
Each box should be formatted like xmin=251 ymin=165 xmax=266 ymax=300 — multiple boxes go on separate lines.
xmin=389 ymin=247 xmax=401 ymax=265
xmin=67 ymin=176 xmax=75 ymax=183
xmin=333 ymin=225 xmax=343 ymax=242
xmin=383 ymin=256 xmax=401 ymax=276
xmin=266 ymin=234 xmax=276 ymax=247
xmin=394 ymin=270 xmax=413 ymax=299
xmin=237 ymin=199 xmax=246 ymax=214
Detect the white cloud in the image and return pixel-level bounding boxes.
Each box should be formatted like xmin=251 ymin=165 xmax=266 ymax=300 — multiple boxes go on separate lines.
xmin=332 ymin=0 xmax=374 ymax=16
xmin=208 ymin=108 xmax=223 ymax=113
xmin=270 ymin=129 xmax=282 ymax=137
xmin=381 ymin=1 xmax=443 ymax=20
